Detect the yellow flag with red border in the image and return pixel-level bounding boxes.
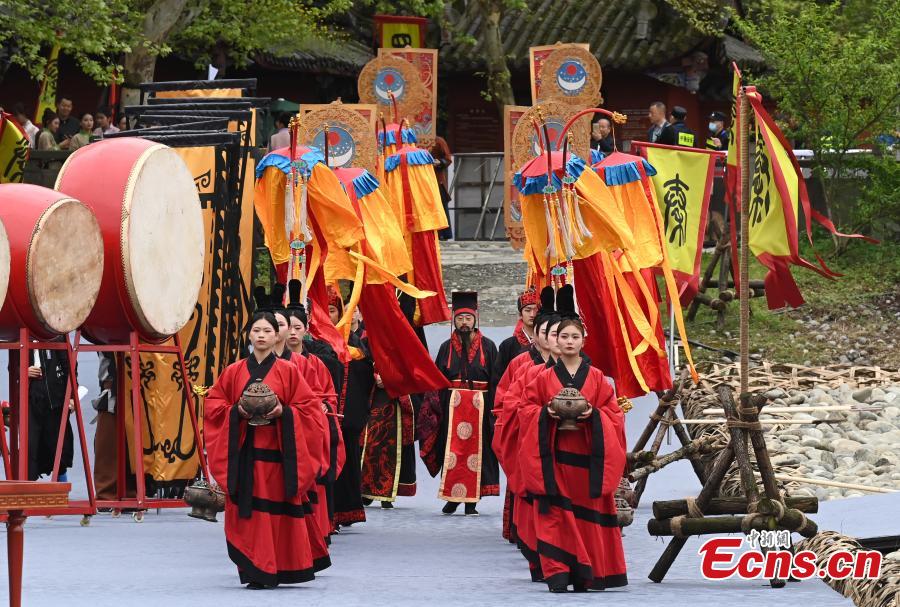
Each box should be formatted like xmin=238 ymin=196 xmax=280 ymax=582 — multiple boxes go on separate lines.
xmin=0 ymin=112 xmax=29 ymax=183
xmin=639 ymin=143 xmax=718 ymax=293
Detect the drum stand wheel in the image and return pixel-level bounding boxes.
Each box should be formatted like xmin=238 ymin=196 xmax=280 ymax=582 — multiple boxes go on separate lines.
xmin=111 ymin=509 xmax=122 ymax=518
xmin=79 ymin=515 xmax=92 ymax=527
xmin=132 ymin=511 xmax=145 ymax=523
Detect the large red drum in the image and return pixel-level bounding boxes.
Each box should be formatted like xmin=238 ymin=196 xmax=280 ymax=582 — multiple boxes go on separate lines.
xmin=0 ymin=218 xmax=10 ymax=320
xmin=55 ymin=138 xmax=205 ymax=344
xmin=0 ymin=184 xmax=104 ymax=341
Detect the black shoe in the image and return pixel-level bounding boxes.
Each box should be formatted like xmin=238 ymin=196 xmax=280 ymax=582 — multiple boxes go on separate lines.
xmin=572 ymin=581 xmax=588 ymax=593
xmin=548 ymin=585 xmax=568 ymax=593
xmin=362 ymin=497 xmax=373 ymax=506
xmin=464 ymin=503 xmax=479 ymax=516
xmin=246 ymin=582 xmax=268 ymax=590
xmin=381 ymin=501 xmax=394 ymax=509
xmin=442 ymin=501 xmax=460 ymax=515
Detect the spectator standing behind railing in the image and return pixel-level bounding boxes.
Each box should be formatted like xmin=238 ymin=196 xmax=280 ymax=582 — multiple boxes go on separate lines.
xmin=11 ymin=103 xmax=40 ymax=147
xmin=92 ymin=107 xmax=120 ymax=138
xmin=269 ymin=112 xmax=291 ymax=151
xmin=54 ymin=95 xmax=78 ymax=149
xmin=69 ymin=112 xmax=94 ymax=150
xmin=430 ymin=134 xmax=453 ymax=240
xmin=37 ymin=110 xmax=60 ymax=151
xmin=647 ymin=101 xmax=669 ymax=143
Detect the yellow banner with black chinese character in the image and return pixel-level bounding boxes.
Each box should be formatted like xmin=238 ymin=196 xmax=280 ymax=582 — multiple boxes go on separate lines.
xmin=0 ymin=113 xmax=29 ymax=183
xmin=643 ymin=144 xmax=716 ymax=282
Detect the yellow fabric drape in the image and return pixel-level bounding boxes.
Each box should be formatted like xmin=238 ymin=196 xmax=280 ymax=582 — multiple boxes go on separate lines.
xmin=383 ymin=162 xmax=449 ymax=233
xmin=254 ymin=163 xmax=364 ymax=269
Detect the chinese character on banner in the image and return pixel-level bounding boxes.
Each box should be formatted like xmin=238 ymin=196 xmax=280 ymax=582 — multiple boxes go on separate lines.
xmin=373 ymin=14 xmax=428 ymax=49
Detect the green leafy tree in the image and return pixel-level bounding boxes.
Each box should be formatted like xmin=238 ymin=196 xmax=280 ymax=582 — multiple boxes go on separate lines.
xmin=0 ymin=0 xmax=138 ymax=85
xmin=737 ymin=0 xmax=900 ymax=243
xmin=121 ymin=0 xmax=351 ymax=105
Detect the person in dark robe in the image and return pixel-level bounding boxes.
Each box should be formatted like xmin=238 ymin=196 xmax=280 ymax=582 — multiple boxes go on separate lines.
xmin=516 ymin=285 xmax=628 ymax=593
xmin=325 ymin=287 xmax=374 ymax=528
xmin=495 ymin=287 xmax=540 ymax=380
xmin=360 ymin=370 xmax=417 ymax=507
xmin=424 ymin=291 xmax=500 ymax=516
xmin=25 ymin=344 xmax=74 ymax=480
xmin=204 ymin=312 xmax=324 ymax=589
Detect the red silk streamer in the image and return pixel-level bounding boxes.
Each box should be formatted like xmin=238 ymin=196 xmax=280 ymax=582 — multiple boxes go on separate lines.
xmin=359 ymin=282 xmax=450 ymax=398
xmin=572 ymin=255 xmax=648 ymax=398
xmin=410 ymin=230 xmax=450 ymax=325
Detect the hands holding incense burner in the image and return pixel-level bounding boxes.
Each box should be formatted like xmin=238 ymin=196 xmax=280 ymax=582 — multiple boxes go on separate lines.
xmin=547 ymin=387 xmax=593 ymax=430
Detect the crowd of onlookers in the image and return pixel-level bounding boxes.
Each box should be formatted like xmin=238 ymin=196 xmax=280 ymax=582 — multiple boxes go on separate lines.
xmin=4 ymin=95 xmax=127 ymax=151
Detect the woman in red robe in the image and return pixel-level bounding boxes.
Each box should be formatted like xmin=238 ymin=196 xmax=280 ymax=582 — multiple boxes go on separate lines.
xmin=204 ymin=312 xmax=324 ymax=589
xmin=516 ymin=286 xmax=628 ymax=592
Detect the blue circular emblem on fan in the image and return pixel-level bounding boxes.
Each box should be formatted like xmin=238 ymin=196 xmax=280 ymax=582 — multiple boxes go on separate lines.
xmin=530 ymin=119 xmax=565 ymax=155
xmin=556 ymin=60 xmax=587 ymax=96
xmin=374 ymin=68 xmax=406 ymax=103
xmin=313 ymin=125 xmax=356 ymax=168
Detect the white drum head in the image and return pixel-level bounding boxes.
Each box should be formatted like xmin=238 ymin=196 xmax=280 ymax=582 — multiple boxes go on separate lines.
xmin=29 ymin=199 xmax=104 ymax=333
xmin=0 ymin=219 xmax=10 ymax=313
xmin=123 ymin=146 xmax=204 ymax=338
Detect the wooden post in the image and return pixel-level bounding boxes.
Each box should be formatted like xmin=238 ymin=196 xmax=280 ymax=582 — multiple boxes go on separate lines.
xmin=739 ymin=85 xmax=751 ymax=399
xmin=647 ymin=441 xmax=735 ymax=582
xmin=719 ymin=385 xmax=760 ymax=503
xmin=648 ymin=514 xmax=775 ymax=537
xmin=628 ymin=435 xmax=716 ymax=482
xmin=632 ymin=408 xmax=674 ymax=506
xmin=652 ymin=496 xmax=817 ymax=520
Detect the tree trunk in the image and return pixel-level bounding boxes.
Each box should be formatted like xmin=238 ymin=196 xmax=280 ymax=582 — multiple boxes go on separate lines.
xmin=121 ymin=0 xmax=193 ymax=108
xmin=474 ymin=0 xmax=515 ymax=117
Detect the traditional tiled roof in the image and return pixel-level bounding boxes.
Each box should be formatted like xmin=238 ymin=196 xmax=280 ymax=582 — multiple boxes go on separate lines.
xmin=255 ymin=35 xmax=374 ymax=77
xmin=441 ymin=0 xmax=707 ymax=72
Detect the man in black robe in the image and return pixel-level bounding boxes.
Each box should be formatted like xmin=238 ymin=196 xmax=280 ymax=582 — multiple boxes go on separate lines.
xmin=427 ymin=291 xmax=500 ymax=516
xmin=495 ymin=287 xmax=540 ymax=380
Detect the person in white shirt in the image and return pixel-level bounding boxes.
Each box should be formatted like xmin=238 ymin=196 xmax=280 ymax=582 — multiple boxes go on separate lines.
xmin=92 ymin=106 xmax=120 ymax=138
xmin=12 ymin=102 xmax=40 ymax=148
xmin=268 ymin=112 xmax=292 ymax=151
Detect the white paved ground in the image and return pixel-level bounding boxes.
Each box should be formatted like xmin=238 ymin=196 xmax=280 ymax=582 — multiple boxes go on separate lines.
xmin=1 ymin=327 xmax=886 ymax=605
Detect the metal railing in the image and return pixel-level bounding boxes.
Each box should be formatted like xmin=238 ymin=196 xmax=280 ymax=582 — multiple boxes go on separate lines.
xmin=447 ymin=152 xmax=505 ymax=241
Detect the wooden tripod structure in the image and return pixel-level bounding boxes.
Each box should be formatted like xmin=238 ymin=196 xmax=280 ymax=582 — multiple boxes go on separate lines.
xmin=646 ymin=86 xmax=819 ymax=587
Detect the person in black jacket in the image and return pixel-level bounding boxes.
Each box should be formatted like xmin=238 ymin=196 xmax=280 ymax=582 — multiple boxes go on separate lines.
xmin=706 ymin=111 xmax=730 ymax=151
xmin=658 ymin=106 xmax=697 ymax=148
xmin=26 ymin=345 xmax=75 ymax=480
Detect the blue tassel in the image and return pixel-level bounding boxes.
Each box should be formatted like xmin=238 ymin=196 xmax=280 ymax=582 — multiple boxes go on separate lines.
xmin=599 ymin=158 xmax=657 ymax=186
xmin=256 ymin=147 xmax=326 ymax=180
xmin=384 ymin=149 xmax=435 ymax=172
xmin=351 ymin=170 xmax=380 ymax=198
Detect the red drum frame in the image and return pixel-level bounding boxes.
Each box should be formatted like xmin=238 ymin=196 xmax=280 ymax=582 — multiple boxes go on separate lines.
xmin=0 ymin=329 xmax=212 ymax=518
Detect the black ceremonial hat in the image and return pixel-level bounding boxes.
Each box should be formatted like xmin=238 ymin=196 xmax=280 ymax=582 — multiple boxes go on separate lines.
xmin=451 ymin=291 xmax=478 ymax=317
xmin=556 ymin=284 xmax=579 ymax=320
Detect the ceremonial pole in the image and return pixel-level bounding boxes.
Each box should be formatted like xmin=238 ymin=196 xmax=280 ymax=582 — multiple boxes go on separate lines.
xmin=738 ymin=86 xmax=751 ymax=401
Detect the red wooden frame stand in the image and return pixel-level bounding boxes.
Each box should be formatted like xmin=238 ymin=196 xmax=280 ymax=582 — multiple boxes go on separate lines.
xmin=0 ymin=328 xmax=96 ymax=520
xmin=0 ymin=328 xmax=211 ymax=520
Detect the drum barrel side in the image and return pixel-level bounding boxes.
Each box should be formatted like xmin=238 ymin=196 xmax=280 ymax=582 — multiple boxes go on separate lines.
xmin=0 ymin=185 xmax=90 ymax=341
xmin=55 ymin=138 xmax=160 ymax=343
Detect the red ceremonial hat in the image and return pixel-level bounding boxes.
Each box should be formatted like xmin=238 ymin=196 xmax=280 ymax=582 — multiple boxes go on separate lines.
xmin=517 ymin=286 xmax=540 ymax=311
xmin=327 ymin=284 xmax=343 ymax=312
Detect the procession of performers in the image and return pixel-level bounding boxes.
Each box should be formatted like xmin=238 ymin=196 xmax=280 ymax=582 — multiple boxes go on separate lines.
xmin=203 ymin=88 xmax=650 ymax=592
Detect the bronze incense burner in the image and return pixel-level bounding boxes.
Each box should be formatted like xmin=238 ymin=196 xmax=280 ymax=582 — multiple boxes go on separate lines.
xmin=184 ymin=479 xmax=226 ymax=522
xmin=240 ymin=381 xmax=278 ymax=426
xmin=549 ymin=387 xmax=591 ymax=430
